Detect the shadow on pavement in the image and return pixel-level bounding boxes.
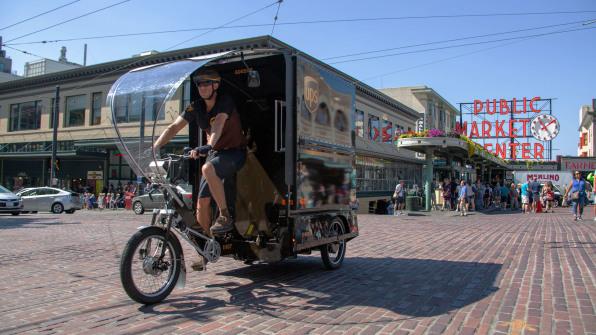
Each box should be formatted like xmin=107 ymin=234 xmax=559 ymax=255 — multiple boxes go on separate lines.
xmin=140 ymin=257 xmax=501 ymax=326
xmin=483 ymin=209 xmax=524 ymax=215
xmin=0 ymin=215 xmax=80 ymax=229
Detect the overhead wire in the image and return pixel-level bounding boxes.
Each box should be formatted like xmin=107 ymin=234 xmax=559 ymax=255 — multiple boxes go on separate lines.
xmin=0 ymin=0 xmax=82 ymax=31
xmin=330 ymin=25 xmax=596 ymax=65
xmin=4 ymin=0 xmax=132 ymax=43
xmin=268 ymin=0 xmax=283 ymax=44
xmin=4 ymin=9 xmax=596 ymax=46
xmin=164 ymin=0 xmax=280 ymax=51
xmin=322 ymin=18 xmax=595 ymax=61
xmin=361 ymin=39 xmax=533 ymax=83
xmin=360 ymin=26 xmax=594 ymax=83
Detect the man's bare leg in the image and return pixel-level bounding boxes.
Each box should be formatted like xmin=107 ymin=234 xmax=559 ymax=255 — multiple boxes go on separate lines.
xmin=197 ymin=197 xmax=211 ymax=233
xmin=202 ymin=162 xmax=227 ymax=216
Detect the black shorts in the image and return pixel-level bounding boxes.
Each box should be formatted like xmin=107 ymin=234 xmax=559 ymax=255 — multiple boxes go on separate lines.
xmin=396 ymin=196 xmax=405 ymax=204
xmin=198 ymin=148 xmax=246 ymax=199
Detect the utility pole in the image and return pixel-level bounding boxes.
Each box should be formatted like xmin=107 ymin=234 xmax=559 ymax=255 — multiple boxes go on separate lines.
xmin=50 ymin=86 xmax=60 ymax=186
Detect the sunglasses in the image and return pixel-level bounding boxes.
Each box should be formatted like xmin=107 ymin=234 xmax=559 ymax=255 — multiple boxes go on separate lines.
xmin=193 ymin=79 xmax=217 ymax=87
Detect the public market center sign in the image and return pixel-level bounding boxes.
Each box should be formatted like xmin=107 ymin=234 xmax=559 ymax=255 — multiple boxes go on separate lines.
xmin=456 ymin=97 xmax=557 ymax=161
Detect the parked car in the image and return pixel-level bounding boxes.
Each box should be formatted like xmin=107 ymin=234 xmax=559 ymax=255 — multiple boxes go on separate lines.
xmin=0 ymin=185 xmax=23 ymax=215
xmin=132 ymin=184 xmax=193 ymax=214
xmin=16 ymin=187 xmax=82 ymax=214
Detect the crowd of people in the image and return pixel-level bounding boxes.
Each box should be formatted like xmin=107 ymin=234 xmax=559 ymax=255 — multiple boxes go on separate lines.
xmin=81 ymin=181 xmax=144 ymax=210
xmin=389 ymin=171 xmax=593 ymax=221
xmin=437 ymin=178 xmax=527 ymax=216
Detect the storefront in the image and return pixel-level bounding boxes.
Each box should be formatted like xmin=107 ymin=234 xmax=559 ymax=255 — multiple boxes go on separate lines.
xmin=397 ymin=135 xmax=509 ymax=211
xmin=0 ymin=143 xmax=107 ymax=192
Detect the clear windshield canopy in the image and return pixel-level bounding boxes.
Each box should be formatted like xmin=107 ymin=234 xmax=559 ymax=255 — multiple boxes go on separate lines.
xmin=107 ymin=52 xmax=232 ymax=179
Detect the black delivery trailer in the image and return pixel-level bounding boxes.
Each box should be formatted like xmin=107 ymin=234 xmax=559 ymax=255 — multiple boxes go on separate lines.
xmin=110 ymin=37 xmax=359 ymax=304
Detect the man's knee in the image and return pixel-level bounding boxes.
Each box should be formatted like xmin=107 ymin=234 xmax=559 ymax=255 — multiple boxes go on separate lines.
xmin=202 ymin=162 xmax=215 ymax=177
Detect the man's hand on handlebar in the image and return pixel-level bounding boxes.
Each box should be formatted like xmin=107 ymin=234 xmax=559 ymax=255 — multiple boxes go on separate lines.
xmin=189 ymin=144 xmax=212 ymax=159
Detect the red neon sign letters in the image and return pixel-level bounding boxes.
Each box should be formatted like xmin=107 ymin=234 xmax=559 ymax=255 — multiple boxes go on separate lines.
xmin=456 ymin=96 xmax=547 ymax=160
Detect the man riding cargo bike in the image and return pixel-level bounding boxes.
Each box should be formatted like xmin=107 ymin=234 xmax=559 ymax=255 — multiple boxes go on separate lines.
xmin=112 ymin=48 xmax=358 ymax=304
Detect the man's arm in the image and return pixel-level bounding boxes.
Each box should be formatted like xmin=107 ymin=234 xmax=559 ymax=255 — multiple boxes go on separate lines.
xmin=207 ymin=113 xmax=228 ymax=147
xmin=153 ymin=116 xmax=188 ymax=149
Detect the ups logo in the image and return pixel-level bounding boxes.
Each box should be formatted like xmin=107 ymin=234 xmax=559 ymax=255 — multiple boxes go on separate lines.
xmin=304 ymin=75 xmax=319 ymax=114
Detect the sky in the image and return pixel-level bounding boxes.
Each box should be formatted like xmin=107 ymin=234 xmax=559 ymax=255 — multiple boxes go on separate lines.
xmin=1 ymin=0 xmax=595 ymax=157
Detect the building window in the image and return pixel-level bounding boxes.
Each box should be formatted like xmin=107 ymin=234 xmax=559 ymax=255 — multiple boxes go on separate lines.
xmin=144 ymin=91 xmax=164 ymax=121
xmin=355 ymin=155 xmax=421 ymax=193
xmin=91 ymin=92 xmax=102 ymax=125
xmin=368 ymin=114 xmax=380 ymax=142
xmin=381 ymin=120 xmax=393 ymax=143
xmin=9 ymin=101 xmax=41 ymax=131
xmin=114 ymin=92 xmax=164 ymax=123
xmin=427 ymin=101 xmax=436 ymax=129
xmin=354 ymin=109 xmax=364 ymax=137
xmin=439 ymin=109 xmax=445 ymax=130
xmin=114 ymin=94 xmax=129 ymax=123
xmin=64 ymin=95 xmax=86 ymax=127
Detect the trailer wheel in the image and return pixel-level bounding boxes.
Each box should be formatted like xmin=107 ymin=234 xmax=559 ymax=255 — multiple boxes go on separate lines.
xmin=320 ymin=217 xmax=346 ymax=270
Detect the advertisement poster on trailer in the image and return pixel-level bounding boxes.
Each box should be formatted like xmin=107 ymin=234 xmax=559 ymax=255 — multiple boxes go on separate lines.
xmin=296 ymin=59 xmax=354 ymax=148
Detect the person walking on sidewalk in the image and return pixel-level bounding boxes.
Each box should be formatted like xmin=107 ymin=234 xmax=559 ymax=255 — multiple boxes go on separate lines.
xmin=393 ymin=180 xmax=406 ymax=216
xmin=564 ymin=171 xmax=587 ymax=221
xmin=441 ymin=178 xmax=452 ymax=211
xmin=529 ymin=177 xmax=541 ymax=213
xmin=510 ymin=183 xmax=520 ymax=210
xmin=458 ymin=180 xmax=468 ymax=216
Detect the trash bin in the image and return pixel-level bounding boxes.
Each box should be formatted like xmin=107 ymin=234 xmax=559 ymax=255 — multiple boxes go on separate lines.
xmin=405 ymin=196 xmax=419 ymax=211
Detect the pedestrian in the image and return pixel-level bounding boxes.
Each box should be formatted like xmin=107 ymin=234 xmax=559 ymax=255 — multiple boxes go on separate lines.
xmin=544 ymin=184 xmax=555 ymax=213
xmin=431 ymin=179 xmax=437 ymax=210
xmin=529 ymin=177 xmax=541 ymax=213
xmin=510 ymin=183 xmax=519 ymax=210
xmin=521 ymin=181 xmax=530 ymax=213
xmin=483 ymin=184 xmax=491 ymax=209
xmin=500 ymin=183 xmax=510 ymax=211
xmin=493 ymin=183 xmax=501 ymax=209
xmin=442 ymin=178 xmax=451 ymax=211
xmin=455 ymin=181 xmax=462 ymax=212
xmin=450 ymin=178 xmax=458 ymax=210
xmin=458 ymin=180 xmax=468 ymax=216
xmin=393 ymin=180 xmax=406 ymax=216
xmin=564 ymin=171 xmax=587 ymax=221
xmin=467 ymin=180 xmax=475 ymax=211
xmin=475 ymin=180 xmax=484 ymax=210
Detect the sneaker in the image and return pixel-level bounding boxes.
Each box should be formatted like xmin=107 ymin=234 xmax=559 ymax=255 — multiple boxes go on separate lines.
xmin=460 ymin=212 xmax=463 ymax=216
xmin=210 ymin=215 xmax=234 ymax=234
xmin=574 ymin=216 xmax=578 ymax=221
xmin=578 ymin=216 xmax=583 ymax=221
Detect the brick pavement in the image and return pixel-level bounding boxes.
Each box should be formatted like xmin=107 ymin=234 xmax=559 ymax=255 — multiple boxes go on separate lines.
xmin=0 ymin=208 xmax=594 ymax=335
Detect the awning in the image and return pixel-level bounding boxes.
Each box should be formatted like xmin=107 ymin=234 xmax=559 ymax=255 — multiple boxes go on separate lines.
xmin=397 ymin=136 xmax=508 ymax=169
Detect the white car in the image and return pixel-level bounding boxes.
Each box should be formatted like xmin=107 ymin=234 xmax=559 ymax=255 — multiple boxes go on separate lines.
xmin=17 ymin=187 xmax=82 ymax=214
xmin=0 ymin=185 xmax=23 ymax=215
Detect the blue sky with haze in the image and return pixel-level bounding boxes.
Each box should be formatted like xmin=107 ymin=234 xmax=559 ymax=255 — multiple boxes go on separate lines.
xmin=2 ymin=0 xmax=595 ymax=157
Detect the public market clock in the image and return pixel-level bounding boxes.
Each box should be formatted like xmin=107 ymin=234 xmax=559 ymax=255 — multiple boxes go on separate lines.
xmin=530 ymin=114 xmax=559 ymax=141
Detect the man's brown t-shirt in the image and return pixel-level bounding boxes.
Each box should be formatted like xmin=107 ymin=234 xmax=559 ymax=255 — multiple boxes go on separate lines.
xmin=181 ymin=93 xmax=247 ymax=150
